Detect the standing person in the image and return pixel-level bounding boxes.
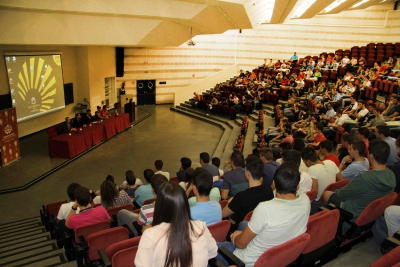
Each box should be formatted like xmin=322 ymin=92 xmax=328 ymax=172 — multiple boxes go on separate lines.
xmin=135 ymin=183 xmax=218 ymax=267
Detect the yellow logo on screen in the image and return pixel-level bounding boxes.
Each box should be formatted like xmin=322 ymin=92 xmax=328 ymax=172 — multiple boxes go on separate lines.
xmin=17 ymin=57 xmax=56 ymax=112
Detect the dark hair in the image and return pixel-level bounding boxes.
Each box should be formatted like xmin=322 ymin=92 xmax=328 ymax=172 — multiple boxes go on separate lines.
xmin=320 ymin=140 xmax=333 ymax=153
xmin=279 ymin=142 xmax=293 ymax=151
xmin=143 ymin=169 xmax=155 ymax=183
xmin=97 ymin=106 xmax=101 ymax=110
xmin=126 ymin=171 xmax=136 ymax=185
xmin=274 ymin=162 xmax=300 ymax=195
xmin=154 ymin=160 xmax=163 ymax=170
xmin=351 ymin=140 xmax=366 ymax=157
xmin=342 ymin=133 xmax=353 ymax=144
xmin=259 ymin=147 xmax=273 ymax=161
xmin=245 ymin=156 xmax=264 ymax=181
xmin=375 ymin=107 xmax=383 ymax=113
xmin=67 ymin=183 xmax=81 ymax=201
xmin=183 ymin=167 xmax=194 ymax=188
xmin=376 ymin=125 xmax=391 ymax=137
xmin=180 ymin=157 xmax=192 ymax=169
xmin=152 ymin=182 xmax=202 ymax=267
xmin=74 ymin=187 xmax=91 ymax=207
xmin=200 ymin=152 xmax=210 ymax=163
xmin=357 ymin=127 xmax=370 ymax=139
xmin=106 ymin=175 xmax=115 ymax=184
xmin=230 ymin=150 xmax=245 ymax=167
xmin=396 ymin=136 xmax=400 ymax=148
xmin=150 ymin=174 xmax=168 ymax=195
xmin=193 ymin=168 xmax=213 ymax=196
xmin=368 ymin=139 xmax=390 ymax=165
xmin=284 ymin=128 xmax=292 ymax=135
xmin=293 ymin=138 xmax=305 ymax=152
xmin=315 ymin=123 xmax=324 ymax=132
xmin=100 ymin=181 xmax=119 ymax=207
xmin=336 ymin=109 xmax=343 ymax=115
xmin=301 ymin=147 xmax=318 ymax=162
xmin=282 ymin=150 xmax=301 ymax=167
xmin=211 ymin=157 xmax=221 ymax=168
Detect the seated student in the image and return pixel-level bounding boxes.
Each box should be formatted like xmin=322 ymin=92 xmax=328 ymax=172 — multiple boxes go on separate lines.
xmin=176 ymin=157 xmax=192 ymax=182
xmin=66 ymin=187 xmax=110 ymax=230
xmin=119 ymin=170 xmax=143 ymax=191
xmin=118 ymin=174 xmax=168 ymax=235
xmin=94 ymin=175 xmax=120 ymax=202
xmin=154 ymin=159 xmax=170 ymax=180
xmin=217 ymin=162 xmax=310 ymax=267
xmin=316 ymin=140 xmax=396 ymax=230
xmin=336 ymin=133 xmax=353 ymax=162
xmin=307 ymin=123 xmax=326 ymax=148
xmin=200 ymin=152 xmax=220 ymax=177
xmin=190 ymin=168 xmax=222 ymax=226
xmin=135 ymin=169 xmax=156 ymax=207
xmin=100 ymin=181 xmax=133 ymax=210
xmin=179 ymin=167 xmax=194 ymax=191
xmin=372 ymin=205 xmax=400 ymax=250
xmin=221 ymin=151 xmax=248 ymax=200
xmin=323 ymin=109 xmax=345 ymax=136
xmin=337 ymin=140 xmax=369 ymax=181
xmin=135 ymin=182 xmax=218 ymax=267
xmin=123 ymin=171 xmax=141 ymax=197
xmin=301 ymin=147 xmax=339 ymax=202
xmin=222 ymin=156 xmax=274 ymax=231
xmin=259 ymin=147 xmax=280 ymax=186
xmin=212 ymin=157 xmax=224 ymax=177
xmin=353 ymin=127 xmax=370 ymax=157
xmin=281 ymin=150 xmax=312 ymax=194
xmin=320 ymin=140 xmax=340 ymax=167
xmin=375 ymin=125 xmax=398 ymax=167
xmin=275 ymin=142 xmax=293 ymax=164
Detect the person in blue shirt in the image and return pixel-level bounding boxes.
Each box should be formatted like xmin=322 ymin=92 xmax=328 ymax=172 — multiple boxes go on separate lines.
xmin=134 ymin=169 xmax=155 ymax=207
xmin=190 ymin=168 xmax=222 ymax=226
xmin=290 ymin=52 xmax=298 ymax=63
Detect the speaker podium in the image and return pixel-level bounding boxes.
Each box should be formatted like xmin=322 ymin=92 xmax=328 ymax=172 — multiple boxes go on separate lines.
xmin=124 ymin=102 xmax=136 ymax=123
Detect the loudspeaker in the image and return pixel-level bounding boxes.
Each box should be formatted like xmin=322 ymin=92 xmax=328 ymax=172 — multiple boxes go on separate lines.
xmin=64 ymin=83 xmax=74 ymax=105
xmin=0 ymin=94 xmax=12 ymax=110
xmin=116 ymin=47 xmax=124 ymax=77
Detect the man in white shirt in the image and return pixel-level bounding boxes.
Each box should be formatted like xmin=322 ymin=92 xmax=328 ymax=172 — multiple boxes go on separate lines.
xmin=281 ymin=150 xmax=312 ymax=193
xmin=323 ymin=109 xmax=345 ymax=135
xmin=154 ymin=159 xmax=170 ymax=180
xmin=217 ymin=162 xmax=310 ymax=267
xmin=341 ymin=55 xmax=350 ymax=66
xmin=301 ymin=147 xmax=339 ymax=201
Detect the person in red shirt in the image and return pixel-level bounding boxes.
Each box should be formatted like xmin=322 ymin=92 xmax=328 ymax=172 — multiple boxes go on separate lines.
xmin=309 ymin=123 xmax=326 ymax=148
xmin=320 ymin=140 xmax=340 ymax=166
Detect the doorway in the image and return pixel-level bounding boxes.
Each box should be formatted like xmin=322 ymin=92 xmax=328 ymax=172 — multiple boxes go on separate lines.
xmin=136 ymin=80 xmax=156 ymax=105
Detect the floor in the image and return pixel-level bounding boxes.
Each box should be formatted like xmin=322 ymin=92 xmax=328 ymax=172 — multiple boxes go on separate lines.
xmin=0 ymin=104 xmax=383 ymax=267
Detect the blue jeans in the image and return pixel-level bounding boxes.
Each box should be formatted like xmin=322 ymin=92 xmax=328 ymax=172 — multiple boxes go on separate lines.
xmin=216 ymin=242 xmax=237 ymax=267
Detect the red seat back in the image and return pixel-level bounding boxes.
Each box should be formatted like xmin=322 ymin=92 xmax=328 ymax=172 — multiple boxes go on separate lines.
xmin=112 ymin=246 xmax=138 ymax=267
xmin=303 ymin=210 xmax=340 ymax=254
xmin=87 ymin=226 xmax=129 ymax=260
xmin=254 ymin=233 xmax=310 ymax=267
xmin=306 ymin=190 xmax=318 ymax=202
xmin=169 ymin=177 xmax=179 ymax=184
xmin=45 ymin=200 xmax=67 ymax=210
xmin=107 ymin=204 xmax=133 ymax=219
xmin=243 ymin=211 xmax=253 ymax=222
xmin=354 ymin=192 xmax=397 ymax=227
xmin=208 ymin=220 xmax=231 ymax=242
xmin=319 ymin=179 xmax=350 ymax=202
xmin=74 ymin=220 xmax=110 ymax=244
xmin=219 ymin=200 xmax=228 ymax=209
xmin=143 ymin=198 xmax=156 ymax=206
xmin=106 ymin=236 xmax=141 ymax=260
xmin=46 ymin=127 xmax=59 ymax=138
xmin=371 ymin=245 xmax=400 ymax=267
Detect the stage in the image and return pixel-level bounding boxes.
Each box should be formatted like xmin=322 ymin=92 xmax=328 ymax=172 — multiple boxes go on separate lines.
xmin=0 ymin=107 xmax=150 ymax=194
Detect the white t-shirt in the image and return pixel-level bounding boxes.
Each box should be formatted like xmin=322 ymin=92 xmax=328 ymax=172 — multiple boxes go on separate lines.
xmin=299 ymin=172 xmax=313 ymax=193
xmin=57 ymin=202 xmax=79 ymax=220
xmin=276 ymin=158 xmax=308 ymax=172
xmin=233 ymin=193 xmax=310 ymax=267
xmin=308 ymin=161 xmax=339 ymax=201
xmin=154 ymin=170 xmax=170 ymax=180
xmin=135 ymin=221 xmax=217 ymax=267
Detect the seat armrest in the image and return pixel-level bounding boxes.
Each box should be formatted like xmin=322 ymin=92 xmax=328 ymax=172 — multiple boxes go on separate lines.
xmin=122 ymin=224 xmax=135 ymax=238
xmin=98 ymin=249 xmax=111 ymax=267
xmin=208 ymin=257 xmax=226 ymax=267
xmin=381 ymin=237 xmax=400 ymax=254
xmin=327 ymin=203 xmax=353 ymax=221
xmin=218 ymin=247 xmax=245 ymax=267
xmin=132 ymin=222 xmax=143 ymax=236
xmin=394 ymin=231 xmax=400 ymax=240
xmin=78 ymin=235 xmax=88 ymax=250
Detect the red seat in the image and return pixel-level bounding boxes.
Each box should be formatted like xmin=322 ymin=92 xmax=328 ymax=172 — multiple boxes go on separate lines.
xmin=169 ymin=177 xmax=179 ymax=184
xmin=297 ymin=210 xmax=340 ymax=266
xmin=208 ymin=220 xmax=231 ymax=242
xmin=103 ymin=236 xmax=141 ymax=263
xmin=107 ymin=204 xmax=133 ymax=223
xmin=112 ymin=246 xmax=138 ymax=267
xmin=142 ymin=198 xmax=156 ymax=206
xmin=253 ymin=233 xmax=311 ymax=267
xmin=219 ymin=200 xmax=228 ymax=209
xmin=319 ymin=179 xmax=350 ymax=202
xmin=371 ymin=245 xmax=400 ymax=267
xmin=243 ymin=211 xmax=253 ymax=222
xmin=46 ymin=127 xmax=59 ymax=138
xmin=306 ymin=190 xmax=318 ymax=202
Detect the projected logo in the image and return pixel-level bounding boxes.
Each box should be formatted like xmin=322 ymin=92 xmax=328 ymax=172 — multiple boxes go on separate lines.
xmin=17 ymin=56 xmax=60 ymax=113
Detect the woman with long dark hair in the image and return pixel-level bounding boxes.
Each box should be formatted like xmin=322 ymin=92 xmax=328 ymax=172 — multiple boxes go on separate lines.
xmin=100 ymin=181 xmax=132 ymax=210
xmin=135 ymin=182 xmax=217 ymax=267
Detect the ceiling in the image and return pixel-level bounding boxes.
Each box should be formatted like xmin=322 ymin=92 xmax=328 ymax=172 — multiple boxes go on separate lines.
xmin=0 ymin=0 xmax=397 ymax=46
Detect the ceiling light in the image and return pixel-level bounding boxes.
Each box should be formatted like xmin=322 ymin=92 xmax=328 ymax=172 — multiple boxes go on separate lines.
xmin=292 ymin=0 xmax=316 ymax=18
xmin=321 ymin=0 xmax=347 ymax=13
xmin=352 ymin=0 xmax=369 ymax=8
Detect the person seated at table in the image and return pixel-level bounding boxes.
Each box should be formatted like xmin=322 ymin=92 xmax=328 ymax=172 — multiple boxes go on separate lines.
xmin=82 ymin=109 xmax=95 ymax=125
xmin=72 ymin=113 xmax=85 ymax=129
xmin=101 ymin=105 xmax=109 ymax=117
xmin=95 ymin=106 xmax=107 ymax=120
xmin=61 ymin=117 xmax=77 ymax=133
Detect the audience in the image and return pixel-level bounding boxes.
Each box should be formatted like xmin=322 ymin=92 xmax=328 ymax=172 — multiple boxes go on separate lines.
xmin=259 ymin=147 xmax=280 ymax=186
xmin=176 ymin=157 xmax=192 ymax=182
xmin=135 ymin=169 xmax=156 ymax=207
xmin=336 ymin=140 xmax=369 ymax=181
xmin=320 ymin=140 xmax=340 ymax=166
xmin=154 ymin=159 xmax=170 ymax=180
xmin=281 ymin=150 xmax=312 ymax=193
xmin=375 ymin=125 xmax=397 ymax=166
xmin=200 ymin=152 xmax=220 ymax=177
xmin=221 ymin=151 xmax=247 ymax=200
xmin=100 ymin=180 xmax=132 ymax=210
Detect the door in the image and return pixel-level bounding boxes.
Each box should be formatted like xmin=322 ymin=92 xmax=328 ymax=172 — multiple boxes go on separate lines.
xmin=136 ymin=80 xmax=156 ymax=105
